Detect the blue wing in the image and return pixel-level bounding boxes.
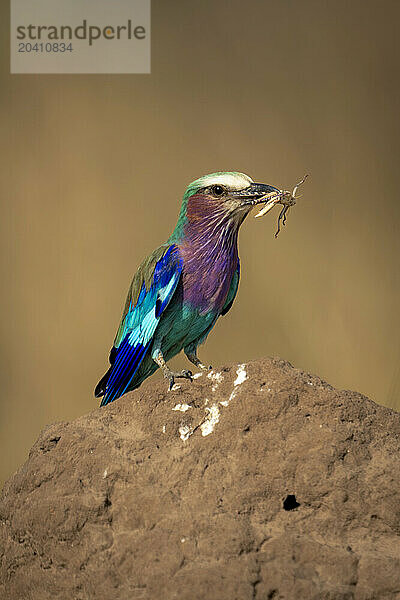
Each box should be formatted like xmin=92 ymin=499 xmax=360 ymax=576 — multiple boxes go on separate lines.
xmin=99 ymin=245 xmax=183 ymax=405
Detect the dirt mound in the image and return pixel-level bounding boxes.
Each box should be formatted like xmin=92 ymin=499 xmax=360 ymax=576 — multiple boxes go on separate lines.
xmin=1 ymin=358 xmax=400 ymax=599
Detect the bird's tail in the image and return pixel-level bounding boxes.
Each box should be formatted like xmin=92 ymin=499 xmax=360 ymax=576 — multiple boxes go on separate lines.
xmin=94 ymin=367 xmax=112 ymax=398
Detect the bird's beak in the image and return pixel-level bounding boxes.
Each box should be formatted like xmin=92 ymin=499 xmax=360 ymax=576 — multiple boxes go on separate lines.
xmin=231 ymin=182 xmax=281 ymax=206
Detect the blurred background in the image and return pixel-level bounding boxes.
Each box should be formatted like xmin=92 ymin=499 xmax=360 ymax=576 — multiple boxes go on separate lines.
xmin=1 ymin=0 xmax=399 ymax=487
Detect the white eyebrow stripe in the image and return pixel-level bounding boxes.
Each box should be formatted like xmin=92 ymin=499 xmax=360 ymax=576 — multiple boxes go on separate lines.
xmin=193 ymin=172 xmax=254 ymax=191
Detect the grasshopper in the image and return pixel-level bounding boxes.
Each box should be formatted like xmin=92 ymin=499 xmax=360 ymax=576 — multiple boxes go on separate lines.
xmin=254 ymin=174 xmax=308 ymax=237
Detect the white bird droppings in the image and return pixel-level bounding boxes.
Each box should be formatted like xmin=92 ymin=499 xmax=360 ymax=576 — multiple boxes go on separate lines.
xmin=207 ymin=370 xmax=224 ymax=392
xmin=220 ymin=389 xmax=236 ymax=407
xmin=207 ymin=370 xmax=223 ymax=382
xmin=179 ymin=425 xmax=193 ymax=441
xmin=200 ymin=404 xmax=220 ymax=436
xmin=220 ymin=364 xmax=248 ymax=408
xmin=169 ymin=384 xmax=181 ymax=391
xmin=176 ymin=364 xmax=248 ymax=442
xmin=172 ymin=403 xmax=191 ymax=412
xmin=234 ymin=364 xmax=248 ymax=386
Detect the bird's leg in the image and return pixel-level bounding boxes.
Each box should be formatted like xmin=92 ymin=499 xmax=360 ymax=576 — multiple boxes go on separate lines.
xmin=184 ymin=343 xmax=212 ymax=371
xmin=185 ymin=351 xmax=212 ymax=371
xmin=153 ymin=350 xmax=193 ymax=391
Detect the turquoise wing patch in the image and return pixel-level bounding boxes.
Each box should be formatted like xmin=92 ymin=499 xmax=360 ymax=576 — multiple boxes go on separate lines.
xmin=101 ymin=245 xmax=183 ymax=405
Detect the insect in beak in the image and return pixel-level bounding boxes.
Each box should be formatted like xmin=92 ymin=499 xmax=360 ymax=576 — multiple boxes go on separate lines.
xmin=255 ymin=174 xmax=308 ymax=237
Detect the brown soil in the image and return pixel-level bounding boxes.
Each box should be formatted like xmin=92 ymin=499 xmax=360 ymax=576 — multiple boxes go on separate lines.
xmin=1 ymin=358 xmax=400 ymax=599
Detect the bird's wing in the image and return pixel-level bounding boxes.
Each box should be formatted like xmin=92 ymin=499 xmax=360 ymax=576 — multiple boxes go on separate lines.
xmin=220 ymin=258 xmax=240 ymax=316
xmin=100 ymin=244 xmax=183 ymax=405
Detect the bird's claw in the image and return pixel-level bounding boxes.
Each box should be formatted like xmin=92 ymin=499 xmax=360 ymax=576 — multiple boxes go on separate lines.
xmin=185 ymin=352 xmax=212 ymax=372
xmin=197 ymin=362 xmax=212 ymax=371
xmin=166 ymin=369 xmax=193 ymax=391
xmin=178 ymin=369 xmax=193 ymax=381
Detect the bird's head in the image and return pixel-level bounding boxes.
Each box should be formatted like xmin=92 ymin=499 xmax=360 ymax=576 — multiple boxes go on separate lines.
xmin=182 ymin=171 xmax=279 ymax=225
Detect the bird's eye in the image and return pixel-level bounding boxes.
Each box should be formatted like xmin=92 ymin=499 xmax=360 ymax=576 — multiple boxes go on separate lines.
xmin=212 ymin=185 xmax=225 ymax=197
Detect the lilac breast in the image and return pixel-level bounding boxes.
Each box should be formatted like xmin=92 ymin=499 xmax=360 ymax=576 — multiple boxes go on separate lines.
xmin=179 ymin=198 xmax=239 ymax=315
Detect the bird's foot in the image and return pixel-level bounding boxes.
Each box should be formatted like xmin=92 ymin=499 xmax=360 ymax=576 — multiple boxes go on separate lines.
xmin=199 ymin=363 xmax=213 ymax=371
xmin=185 ymin=353 xmax=212 ymax=371
xmin=194 ymin=362 xmax=212 ymax=372
xmin=153 ymin=351 xmax=194 ymax=392
xmin=165 ymin=369 xmax=193 ymax=391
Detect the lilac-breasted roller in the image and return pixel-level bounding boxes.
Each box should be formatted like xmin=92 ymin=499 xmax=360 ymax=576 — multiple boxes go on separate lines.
xmin=95 ymin=172 xmax=279 ymax=405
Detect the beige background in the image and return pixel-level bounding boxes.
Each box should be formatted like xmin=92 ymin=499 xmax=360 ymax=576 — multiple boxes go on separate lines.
xmin=1 ymin=0 xmax=399 ymax=487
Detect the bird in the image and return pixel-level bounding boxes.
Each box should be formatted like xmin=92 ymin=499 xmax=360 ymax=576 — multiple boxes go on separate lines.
xmin=95 ymin=171 xmax=279 ymax=405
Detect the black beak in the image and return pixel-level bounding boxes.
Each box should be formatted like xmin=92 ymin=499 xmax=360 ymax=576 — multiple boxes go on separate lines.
xmin=232 ymin=182 xmax=281 ymax=205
